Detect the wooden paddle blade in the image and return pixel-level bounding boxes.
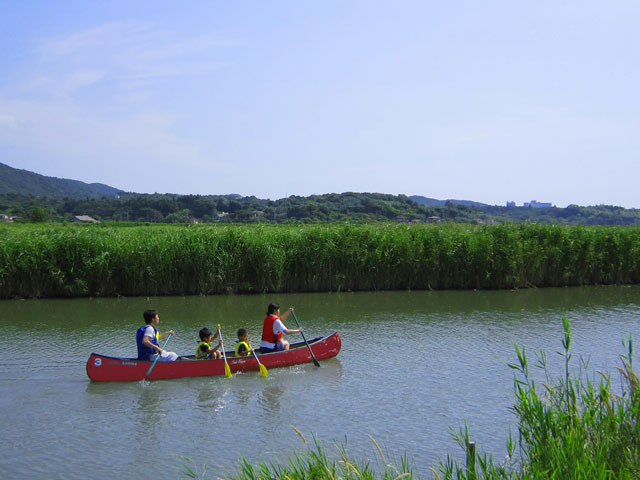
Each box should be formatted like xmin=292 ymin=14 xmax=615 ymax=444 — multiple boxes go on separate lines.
xmin=259 ymin=363 xmax=268 ymax=377
xmin=224 ymin=362 xmax=232 ymax=378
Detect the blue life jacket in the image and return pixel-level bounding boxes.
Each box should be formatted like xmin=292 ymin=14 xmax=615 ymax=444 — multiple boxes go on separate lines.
xmin=136 ymin=325 xmax=159 ymax=361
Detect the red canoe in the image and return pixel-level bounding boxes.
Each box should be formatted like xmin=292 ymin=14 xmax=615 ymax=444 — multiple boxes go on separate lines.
xmin=86 ymin=332 xmax=341 ymax=381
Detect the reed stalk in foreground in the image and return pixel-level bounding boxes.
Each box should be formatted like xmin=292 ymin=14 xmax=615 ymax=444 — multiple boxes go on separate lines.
xmin=179 ymin=433 xmax=414 ymax=480
xmin=195 ymin=321 xmax=640 ymax=480
xmin=438 ymin=318 xmax=640 ymax=479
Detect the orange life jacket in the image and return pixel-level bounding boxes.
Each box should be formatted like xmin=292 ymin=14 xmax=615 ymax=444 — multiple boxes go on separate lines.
xmin=261 ymin=314 xmax=283 ymax=345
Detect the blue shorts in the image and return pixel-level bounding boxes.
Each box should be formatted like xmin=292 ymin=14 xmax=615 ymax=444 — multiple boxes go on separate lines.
xmin=260 ymin=341 xmax=285 ymax=353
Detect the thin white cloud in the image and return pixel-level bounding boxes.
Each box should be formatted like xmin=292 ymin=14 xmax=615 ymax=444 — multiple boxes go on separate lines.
xmin=0 ymin=96 xmax=198 ymax=161
xmin=66 ymin=69 xmax=105 ymax=88
xmin=0 ymin=114 xmax=20 ymax=129
xmin=36 ymin=21 xmax=235 ymax=92
xmin=39 ymin=20 xmax=157 ymax=59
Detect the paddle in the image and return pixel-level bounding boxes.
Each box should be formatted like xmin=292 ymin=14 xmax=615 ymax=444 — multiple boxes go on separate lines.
xmin=251 ymin=348 xmax=268 ymax=377
xmin=145 ymin=333 xmax=172 ymax=378
xmin=291 ymin=311 xmax=321 ymax=367
xmin=217 ymin=324 xmax=232 ymax=378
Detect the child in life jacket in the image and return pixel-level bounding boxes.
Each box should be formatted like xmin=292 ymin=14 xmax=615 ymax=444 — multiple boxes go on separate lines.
xmin=235 ymin=328 xmax=254 ymax=356
xmin=195 ymin=327 xmax=222 ymax=360
xmin=137 ymin=309 xmax=178 ymax=362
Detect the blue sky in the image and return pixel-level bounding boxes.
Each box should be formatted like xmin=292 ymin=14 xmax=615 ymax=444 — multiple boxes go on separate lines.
xmin=1 ymin=1 xmax=639 ymax=207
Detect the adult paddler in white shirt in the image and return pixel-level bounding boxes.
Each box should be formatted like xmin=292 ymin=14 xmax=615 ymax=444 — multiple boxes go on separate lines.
xmin=259 ymin=303 xmax=302 ymax=353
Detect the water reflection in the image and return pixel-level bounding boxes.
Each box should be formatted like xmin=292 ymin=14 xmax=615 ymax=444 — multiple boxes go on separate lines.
xmin=196 ymin=383 xmax=229 ymax=410
xmin=256 ymin=384 xmax=285 ymax=416
xmin=135 ymin=382 xmax=164 ymax=435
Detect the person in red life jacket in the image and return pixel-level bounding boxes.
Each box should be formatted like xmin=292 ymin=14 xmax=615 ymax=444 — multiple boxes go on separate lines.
xmin=136 ymin=309 xmax=178 ymax=362
xmin=260 ymin=303 xmax=302 ymax=353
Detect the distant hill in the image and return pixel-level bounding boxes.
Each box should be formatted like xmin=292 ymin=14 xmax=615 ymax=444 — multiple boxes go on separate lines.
xmin=0 ymin=162 xmax=123 ymax=199
xmin=409 ymin=195 xmax=489 ymax=208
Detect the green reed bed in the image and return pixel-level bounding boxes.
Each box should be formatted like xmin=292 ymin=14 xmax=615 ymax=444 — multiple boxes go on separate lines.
xmin=1 ymin=223 xmax=640 ymax=298
xmin=204 ymin=320 xmax=640 ymax=480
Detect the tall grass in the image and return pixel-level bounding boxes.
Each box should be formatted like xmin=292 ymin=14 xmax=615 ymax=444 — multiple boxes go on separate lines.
xmin=180 ymin=432 xmax=415 ymax=480
xmin=2 ymin=223 xmax=640 ymax=298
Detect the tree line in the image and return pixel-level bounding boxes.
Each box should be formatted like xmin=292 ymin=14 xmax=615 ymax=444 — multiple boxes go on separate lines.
xmin=1 ymin=191 xmax=639 ymax=225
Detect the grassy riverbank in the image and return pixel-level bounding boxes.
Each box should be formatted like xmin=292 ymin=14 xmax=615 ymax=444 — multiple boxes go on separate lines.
xmin=201 ymin=320 xmax=640 ymax=479
xmin=1 ymin=222 xmax=640 ymax=298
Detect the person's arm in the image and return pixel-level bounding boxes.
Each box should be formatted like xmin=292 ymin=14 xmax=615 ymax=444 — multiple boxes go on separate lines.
xmin=280 ymin=307 xmax=294 ymax=321
xmin=158 ymin=329 xmax=175 ymax=340
xmin=209 ymin=341 xmax=221 ymax=353
xmin=142 ymin=335 xmax=163 ymax=354
xmin=276 ymin=318 xmax=301 ymax=335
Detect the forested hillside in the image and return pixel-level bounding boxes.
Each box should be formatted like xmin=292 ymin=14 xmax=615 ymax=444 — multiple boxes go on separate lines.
xmin=0 ymin=162 xmax=123 ymax=199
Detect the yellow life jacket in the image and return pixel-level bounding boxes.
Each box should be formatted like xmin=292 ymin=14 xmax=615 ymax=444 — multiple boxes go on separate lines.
xmin=196 ymin=341 xmax=211 ymax=360
xmin=235 ymin=341 xmax=251 ymax=356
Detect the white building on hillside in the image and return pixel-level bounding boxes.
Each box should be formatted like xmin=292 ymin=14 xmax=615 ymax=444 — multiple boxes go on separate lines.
xmin=524 ymin=200 xmax=553 ymax=208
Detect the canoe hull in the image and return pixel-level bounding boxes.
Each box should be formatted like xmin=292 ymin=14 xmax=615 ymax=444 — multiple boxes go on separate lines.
xmin=86 ymin=332 xmax=341 ymax=381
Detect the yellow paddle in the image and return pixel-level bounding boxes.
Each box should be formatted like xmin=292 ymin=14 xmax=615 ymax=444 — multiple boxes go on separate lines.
xmin=217 ymin=324 xmax=232 ymax=378
xmin=251 ymin=348 xmax=268 ymax=377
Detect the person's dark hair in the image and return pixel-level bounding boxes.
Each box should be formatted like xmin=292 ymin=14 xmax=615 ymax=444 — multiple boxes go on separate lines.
xmin=237 ymin=328 xmax=247 ymax=338
xmin=267 ymin=303 xmax=280 ymax=315
xmin=199 ymin=327 xmax=213 ymax=341
xmin=143 ymin=309 xmax=158 ymax=324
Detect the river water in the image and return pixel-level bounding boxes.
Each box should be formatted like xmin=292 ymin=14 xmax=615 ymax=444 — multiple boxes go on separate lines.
xmin=1 ymin=286 xmax=639 ymax=479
